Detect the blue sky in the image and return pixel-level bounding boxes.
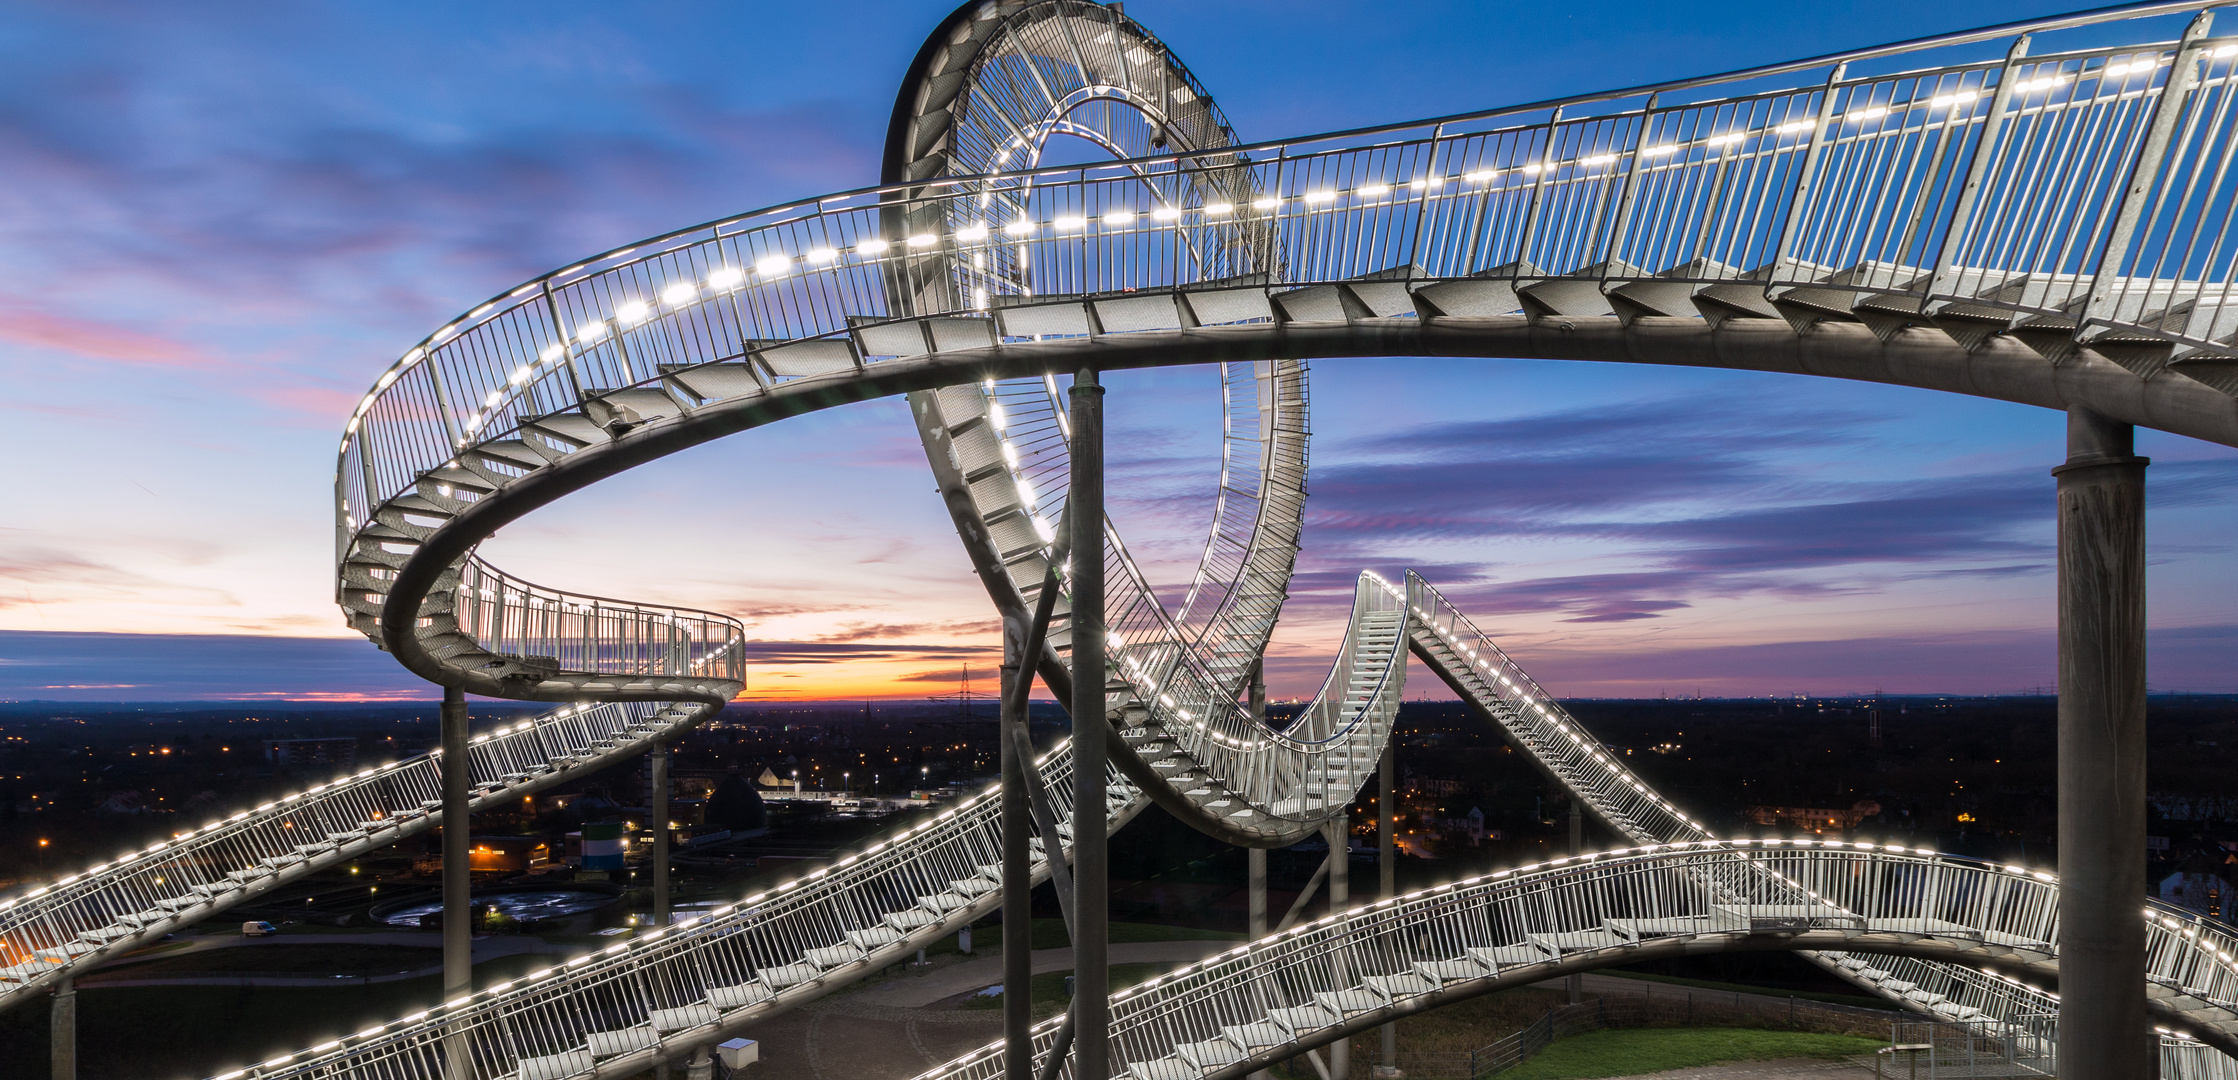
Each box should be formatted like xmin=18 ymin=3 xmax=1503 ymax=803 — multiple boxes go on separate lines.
xmin=1 ymin=0 xmax=2233 ymax=700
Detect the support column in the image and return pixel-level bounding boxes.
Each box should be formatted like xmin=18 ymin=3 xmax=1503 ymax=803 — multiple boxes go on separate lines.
xmin=441 ymin=684 xmax=472 ymax=1002
xmin=1378 ymin=737 xmax=1399 ymax=1077
xmin=2055 ymin=407 xmax=2150 ymax=1080
xmin=1568 ymin=799 xmax=1583 ymax=1005
xmin=650 ymin=740 xmax=674 ymax=1080
xmin=1001 ymin=616 xmax=1034 ymax=1080
xmin=1326 ymin=819 xmax=1350 ymax=1080
xmin=1246 ymin=654 xmax=1271 ymax=1078
xmin=50 ymin=976 xmax=74 ymax=1080
xmin=652 ymin=741 xmax=672 ymax=929
xmin=683 ymin=1044 xmax=713 ymax=1080
xmin=1069 ymin=366 xmax=1109 ymax=1080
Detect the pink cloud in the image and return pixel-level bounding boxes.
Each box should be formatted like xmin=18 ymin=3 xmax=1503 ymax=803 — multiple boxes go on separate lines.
xmin=0 ymin=303 xmax=218 ymax=368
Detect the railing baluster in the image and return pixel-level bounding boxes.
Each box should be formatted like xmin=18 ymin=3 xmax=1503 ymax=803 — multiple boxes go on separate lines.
xmin=2083 ymin=12 xmax=2217 ymax=342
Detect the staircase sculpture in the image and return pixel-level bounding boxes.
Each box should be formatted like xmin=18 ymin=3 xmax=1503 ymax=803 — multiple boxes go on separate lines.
xmin=7 ymin=1 xmax=2238 ymax=1077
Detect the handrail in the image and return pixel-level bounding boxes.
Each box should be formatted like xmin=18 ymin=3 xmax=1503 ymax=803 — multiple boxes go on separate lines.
xmin=916 ymin=840 xmax=2238 ymax=1080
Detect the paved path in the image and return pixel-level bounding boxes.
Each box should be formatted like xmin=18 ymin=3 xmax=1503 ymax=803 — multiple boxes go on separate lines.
xmin=848 ymin=940 xmax=1235 ymax=1007
xmin=1617 ymin=1058 xmax=1881 ymax=1080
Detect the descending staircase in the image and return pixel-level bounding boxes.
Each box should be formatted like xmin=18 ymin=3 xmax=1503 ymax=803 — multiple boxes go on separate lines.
xmin=915 ymin=839 xmax=2238 ymax=1080
xmin=104 ymin=1 xmax=2238 ymax=1076
xmin=0 ymin=694 xmax=718 ymax=1006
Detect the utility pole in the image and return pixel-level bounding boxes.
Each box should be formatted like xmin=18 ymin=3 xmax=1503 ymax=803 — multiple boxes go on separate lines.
xmin=1378 ymin=732 xmax=1400 ymax=1078
xmin=1568 ymin=798 xmax=1583 ymax=1004
xmin=652 ymin=740 xmax=672 ymax=928
xmin=1069 ymin=366 xmax=1109 ymax=1080
xmin=652 ymin=739 xmax=673 ymax=1080
xmin=1326 ymin=818 xmax=1349 ymax=1080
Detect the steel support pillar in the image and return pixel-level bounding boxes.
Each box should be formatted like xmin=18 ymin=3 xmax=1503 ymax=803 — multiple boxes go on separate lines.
xmin=1380 ymin=738 xmax=1399 ymax=1076
xmin=683 ymin=1044 xmax=713 ymax=1080
xmin=1247 ymin=659 xmax=1271 ymax=1080
xmin=651 ymin=739 xmax=674 ymax=1080
xmin=1069 ymin=365 xmax=1109 ymax=1080
xmin=1568 ymin=799 xmax=1583 ymax=1005
xmin=2055 ymin=407 xmax=2150 ymax=1080
xmin=1326 ymin=819 xmax=1349 ymax=1080
xmin=1001 ymin=615 xmax=1034 ymax=1080
xmin=441 ymin=684 xmax=472 ymax=1001
xmin=652 ymin=740 xmax=671 ymax=928
xmin=49 ymin=976 xmax=73 ymax=1080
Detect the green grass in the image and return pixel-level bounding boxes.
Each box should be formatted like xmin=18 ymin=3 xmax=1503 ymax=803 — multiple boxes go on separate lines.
xmin=1500 ymin=1027 xmax=1886 ymax=1080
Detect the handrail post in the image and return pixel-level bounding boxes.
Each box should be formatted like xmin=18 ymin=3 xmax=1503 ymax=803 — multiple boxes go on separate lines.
xmin=1597 ymin=94 xmax=1660 ymax=289
xmin=540 ymin=281 xmax=591 ymax=407
xmin=424 ymin=360 xmax=466 ymax=451
xmin=1068 ymin=364 xmax=1109 ymax=1080
xmin=1513 ymin=106 xmax=1567 ymax=276
xmin=1768 ymin=62 xmax=1851 ymax=296
xmin=2081 ymin=12 xmax=2215 ymax=345
xmin=1926 ymin=35 xmax=2032 ymax=314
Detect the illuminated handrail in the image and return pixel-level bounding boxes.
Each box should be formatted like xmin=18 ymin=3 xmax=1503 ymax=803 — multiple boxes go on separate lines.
xmin=206 ymin=739 xmax=1141 ymax=1080
xmin=448 ymin=558 xmax=745 ymax=686
xmin=0 ymin=693 xmax=715 ymax=1003
xmin=915 ymin=841 xmax=2238 ymax=1080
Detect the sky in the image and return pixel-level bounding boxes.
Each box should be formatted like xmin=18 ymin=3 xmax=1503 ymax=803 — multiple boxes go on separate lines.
xmin=1 ymin=0 xmax=2234 ymax=702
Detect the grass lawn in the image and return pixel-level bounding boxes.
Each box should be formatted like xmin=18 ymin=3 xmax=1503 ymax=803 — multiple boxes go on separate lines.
xmin=1501 ymin=1027 xmax=1886 ymax=1080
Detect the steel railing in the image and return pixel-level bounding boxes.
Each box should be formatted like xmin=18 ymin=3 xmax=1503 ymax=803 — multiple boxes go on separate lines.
xmin=0 ymin=695 xmax=702 ymax=1001
xmin=281 ymin=3 xmax=2238 ymax=1076
xmin=446 ymin=558 xmax=745 ymax=686
xmin=915 ymin=841 xmax=2238 ymax=1080
xmin=205 ymin=739 xmax=1142 ymax=1080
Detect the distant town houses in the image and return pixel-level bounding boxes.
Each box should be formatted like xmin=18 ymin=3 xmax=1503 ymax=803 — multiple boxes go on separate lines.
xmin=1745 ymin=800 xmax=1884 ymax=832
xmin=2153 ymin=842 xmax=2238 ymax=922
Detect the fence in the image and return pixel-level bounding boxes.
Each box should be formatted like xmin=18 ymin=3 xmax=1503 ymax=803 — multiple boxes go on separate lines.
xmin=1366 ymin=984 xmax=1905 ymax=1080
xmin=1882 ymin=1019 xmax=2057 ymax=1080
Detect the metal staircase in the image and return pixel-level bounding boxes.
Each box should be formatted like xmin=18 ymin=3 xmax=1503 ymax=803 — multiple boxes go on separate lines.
xmin=7 ymin=0 xmax=2231 ymax=1075
xmin=0 ymin=691 xmax=725 ymax=1007
xmin=913 ymin=841 xmax=2238 ymax=1080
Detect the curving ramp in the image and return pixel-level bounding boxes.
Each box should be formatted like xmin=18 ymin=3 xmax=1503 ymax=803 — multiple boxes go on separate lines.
xmin=914 ymin=841 xmax=2238 ymax=1080
xmin=0 ymin=0 xmax=2219 ymax=1075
